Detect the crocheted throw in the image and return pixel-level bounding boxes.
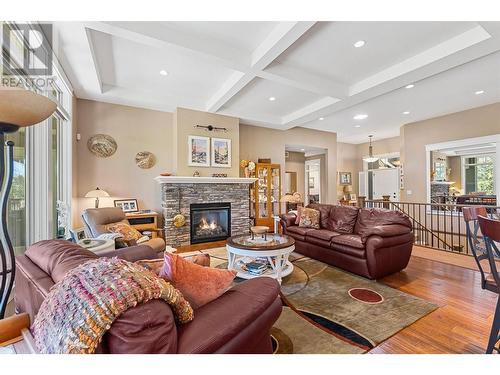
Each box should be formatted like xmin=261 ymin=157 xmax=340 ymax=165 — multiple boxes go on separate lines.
xmin=32 ymin=257 xmax=194 ymax=354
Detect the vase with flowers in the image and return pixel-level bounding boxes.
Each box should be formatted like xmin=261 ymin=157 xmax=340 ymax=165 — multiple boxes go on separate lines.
xmin=240 ymin=159 xmax=250 ymax=178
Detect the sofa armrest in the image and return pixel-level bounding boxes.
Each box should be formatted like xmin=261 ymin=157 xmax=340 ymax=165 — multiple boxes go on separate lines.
xmin=177 ymin=277 xmax=281 ymax=353
xmin=98 ymin=244 xmax=160 ymax=261
xmin=280 ymin=213 xmax=297 ymax=229
xmin=361 ymin=224 xmax=411 ymax=241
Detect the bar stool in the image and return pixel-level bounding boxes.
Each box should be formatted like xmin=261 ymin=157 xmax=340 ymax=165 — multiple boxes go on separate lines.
xmin=463 ymin=207 xmax=498 ymax=292
xmin=477 ymin=215 xmax=500 ymax=354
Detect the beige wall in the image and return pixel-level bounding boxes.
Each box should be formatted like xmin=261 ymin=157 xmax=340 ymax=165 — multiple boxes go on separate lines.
xmin=239 ymin=124 xmax=337 ymax=204
xmin=174 ymin=107 xmax=239 ymax=177
xmin=336 ymin=142 xmax=358 ymax=199
xmin=401 ymin=102 xmax=500 ymax=202
xmin=285 ymin=151 xmax=306 ymax=198
xmin=74 ymin=99 xmax=174 ymax=226
xmin=448 ymin=156 xmax=462 ymax=193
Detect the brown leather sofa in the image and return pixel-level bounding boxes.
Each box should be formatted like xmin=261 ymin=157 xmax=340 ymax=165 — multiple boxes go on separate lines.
xmin=15 ymin=240 xmax=282 ymax=354
xmin=280 ymin=204 xmax=414 ymax=279
xmin=82 ymin=207 xmax=166 ymax=254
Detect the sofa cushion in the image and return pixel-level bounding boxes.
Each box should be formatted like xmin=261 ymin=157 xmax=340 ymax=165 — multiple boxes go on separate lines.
xmin=330 ymin=242 xmax=367 ymax=259
xmin=306 ymin=229 xmax=341 ymax=242
xmin=307 ymin=203 xmax=333 ymax=229
xmin=330 ymin=234 xmax=364 ymax=249
xmin=354 ymin=208 xmax=412 ymax=242
xmin=286 ymin=226 xmax=316 ymax=241
xmin=25 ymin=240 xmax=98 ymax=283
xmin=177 ymin=277 xmax=280 ymax=353
xmin=326 ymin=205 xmax=359 ymax=234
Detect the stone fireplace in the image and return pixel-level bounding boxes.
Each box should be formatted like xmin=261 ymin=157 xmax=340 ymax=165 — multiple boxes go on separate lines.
xmin=155 ymin=176 xmax=256 ymax=247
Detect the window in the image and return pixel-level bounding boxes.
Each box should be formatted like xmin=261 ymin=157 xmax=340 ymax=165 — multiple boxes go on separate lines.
xmin=366 ymin=156 xmax=400 ymax=170
xmin=463 ymin=154 xmax=495 ymax=195
xmin=6 ymin=129 xmax=26 ymax=255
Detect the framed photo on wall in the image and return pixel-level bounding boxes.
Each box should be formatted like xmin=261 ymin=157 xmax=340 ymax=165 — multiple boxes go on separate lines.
xmin=211 ymin=137 xmax=232 ymax=168
xmin=114 ymin=199 xmax=139 ymax=213
xmin=339 ymin=172 xmax=352 ymax=185
xmin=188 ymin=135 xmax=210 ymax=167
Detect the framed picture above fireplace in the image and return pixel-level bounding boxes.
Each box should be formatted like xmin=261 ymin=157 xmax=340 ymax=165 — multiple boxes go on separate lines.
xmin=188 ymin=135 xmax=210 ymax=167
xmin=211 ymin=137 xmax=232 ymax=168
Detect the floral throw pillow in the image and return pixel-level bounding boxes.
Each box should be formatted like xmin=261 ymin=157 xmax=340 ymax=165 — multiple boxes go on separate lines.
xmin=298 ymin=207 xmax=320 ymax=229
xmin=106 ymin=222 xmax=142 ymax=241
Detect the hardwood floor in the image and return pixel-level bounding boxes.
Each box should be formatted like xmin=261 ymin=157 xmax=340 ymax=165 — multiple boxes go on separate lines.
xmin=372 ymin=255 xmax=498 ymax=354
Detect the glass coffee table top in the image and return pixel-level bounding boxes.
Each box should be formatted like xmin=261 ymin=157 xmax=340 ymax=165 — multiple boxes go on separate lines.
xmin=227 ymin=233 xmax=294 ymax=250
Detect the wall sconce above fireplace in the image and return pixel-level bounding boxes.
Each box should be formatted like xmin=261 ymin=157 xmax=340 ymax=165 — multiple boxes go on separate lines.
xmin=194 ymin=124 xmax=228 ymax=132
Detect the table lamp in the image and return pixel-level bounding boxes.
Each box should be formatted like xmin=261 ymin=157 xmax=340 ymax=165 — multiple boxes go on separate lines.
xmin=0 ymin=87 xmax=57 ymax=318
xmin=85 ymin=187 xmax=110 ymax=208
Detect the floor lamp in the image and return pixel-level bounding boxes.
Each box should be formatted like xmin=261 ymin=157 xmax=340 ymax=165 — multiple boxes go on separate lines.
xmin=0 ymin=87 xmax=56 ymax=319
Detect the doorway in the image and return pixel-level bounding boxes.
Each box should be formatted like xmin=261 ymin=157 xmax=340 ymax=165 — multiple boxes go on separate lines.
xmin=305 ymin=158 xmax=321 ymax=204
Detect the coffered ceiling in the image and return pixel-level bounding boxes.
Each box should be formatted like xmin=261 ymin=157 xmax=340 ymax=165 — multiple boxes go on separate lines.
xmin=53 ymin=21 xmax=500 ymax=143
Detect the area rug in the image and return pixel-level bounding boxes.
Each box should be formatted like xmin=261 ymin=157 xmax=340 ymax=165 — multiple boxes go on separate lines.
xmin=181 ymin=247 xmax=438 ymax=354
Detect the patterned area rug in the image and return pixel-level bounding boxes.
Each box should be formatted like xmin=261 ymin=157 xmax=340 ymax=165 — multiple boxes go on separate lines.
xmin=181 ymin=247 xmax=438 ymax=354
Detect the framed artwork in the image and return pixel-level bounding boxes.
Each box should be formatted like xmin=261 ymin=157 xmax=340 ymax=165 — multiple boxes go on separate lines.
xmin=114 ymin=199 xmax=139 ymax=213
xmin=70 ymin=227 xmax=86 ymax=242
xmin=308 ymin=177 xmax=315 ymax=188
xmin=211 ymin=137 xmax=232 ymax=168
xmin=339 ymin=172 xmax=352 ymax=185
xmin=188 ymin=135 xmax=210 ymax=167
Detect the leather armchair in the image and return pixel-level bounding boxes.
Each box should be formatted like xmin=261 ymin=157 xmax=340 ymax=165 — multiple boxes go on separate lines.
xmin=82 ymin=207 xmax=165 ymax=254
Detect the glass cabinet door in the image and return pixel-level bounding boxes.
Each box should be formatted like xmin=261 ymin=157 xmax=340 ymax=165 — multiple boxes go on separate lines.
xmin=257 ymin=166 xmax=268 ymax=219
xmin=271 ymin=166 xmax=280 ymax=216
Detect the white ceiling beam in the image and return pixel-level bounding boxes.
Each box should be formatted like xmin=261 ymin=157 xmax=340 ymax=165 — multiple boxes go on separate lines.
xmin=258 ymin=64 xmax=348 ymax=99
xmin=85 ymin=21 xmax=248 ymax=72
xmin=84 ymin=27 xmax=104 ymax=94
xmin=281 ymin=97 xmax=340 ymax=126
xmin=206 ymin=21 xmax=316 ymax=113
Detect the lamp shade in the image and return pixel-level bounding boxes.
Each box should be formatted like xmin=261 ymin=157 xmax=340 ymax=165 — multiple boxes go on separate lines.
xmin=85 ymin=187 xmax=110 ymax=198
xmin=0 ymin=87 xmax=57 ymax=127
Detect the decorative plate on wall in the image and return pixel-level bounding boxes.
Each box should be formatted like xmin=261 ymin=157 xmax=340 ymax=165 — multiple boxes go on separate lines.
xmin=135 ymin=151 xmax=156 ymax=169
xmin=87 ymin=134 xmax=117 ymax=158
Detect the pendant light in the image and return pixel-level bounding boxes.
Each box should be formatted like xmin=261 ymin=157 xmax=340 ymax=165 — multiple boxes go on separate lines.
xmin=363 ymin=135 xmax=379 ymax=163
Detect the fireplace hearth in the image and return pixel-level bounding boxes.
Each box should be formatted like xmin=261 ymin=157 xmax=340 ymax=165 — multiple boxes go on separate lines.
xmin=190 ymin=202 xmax=231 ymax=244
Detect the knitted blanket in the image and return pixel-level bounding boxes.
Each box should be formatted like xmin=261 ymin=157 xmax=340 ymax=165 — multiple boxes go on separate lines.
xmin=32 ymin=257 xmax=193 ymax=354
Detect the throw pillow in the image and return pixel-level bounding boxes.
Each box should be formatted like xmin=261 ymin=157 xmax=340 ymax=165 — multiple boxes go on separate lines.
xmin=106 ymin=222 xmax=142 ymax=242
xmin=159 ymin=252 xmax=236 ymax=309
xmin=298 ymin=207 xmax=320 ymax=229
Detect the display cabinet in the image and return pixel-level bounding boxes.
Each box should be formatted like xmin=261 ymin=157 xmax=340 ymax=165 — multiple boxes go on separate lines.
xmin=250 ymin=163 xmax=281 ymax=230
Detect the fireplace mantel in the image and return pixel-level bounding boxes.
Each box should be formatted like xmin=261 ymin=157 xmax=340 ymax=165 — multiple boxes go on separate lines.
xmin=155 ymin=176 xmax=257 ymax=184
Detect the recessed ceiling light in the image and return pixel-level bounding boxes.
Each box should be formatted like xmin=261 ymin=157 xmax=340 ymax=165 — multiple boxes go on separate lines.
xmin=402 ymin=111 xmax=410 ymax=115
xmin=319 ymin=117 xmax=324 ymax=121
xmin=475 ymin=90 xmax=485 ymax=95
xmin=354 ymin=125 xmax=361 ymax=128
xmin=353 ymin=114 xmax=368 ymax=120
xmin=354 ymin=40 xmax=366 ymax=48
xmin=268 ymin=96 xmax=276 ymax=101
xmin=159 ymin=70 xmax=168 ymax=76
xmin=405 ymin=84 xmax=415 ymax=89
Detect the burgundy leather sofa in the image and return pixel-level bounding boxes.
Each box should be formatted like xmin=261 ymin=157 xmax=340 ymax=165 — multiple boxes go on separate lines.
xmin=280 ymin=204 xmax=414 ymax=279
xmin=15 ymin=240 xmax=282 ymax=354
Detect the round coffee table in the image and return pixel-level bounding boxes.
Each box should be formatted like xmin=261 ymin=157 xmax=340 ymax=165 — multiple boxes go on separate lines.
xmin=226 ymin=233 xmax=295 ymax=283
